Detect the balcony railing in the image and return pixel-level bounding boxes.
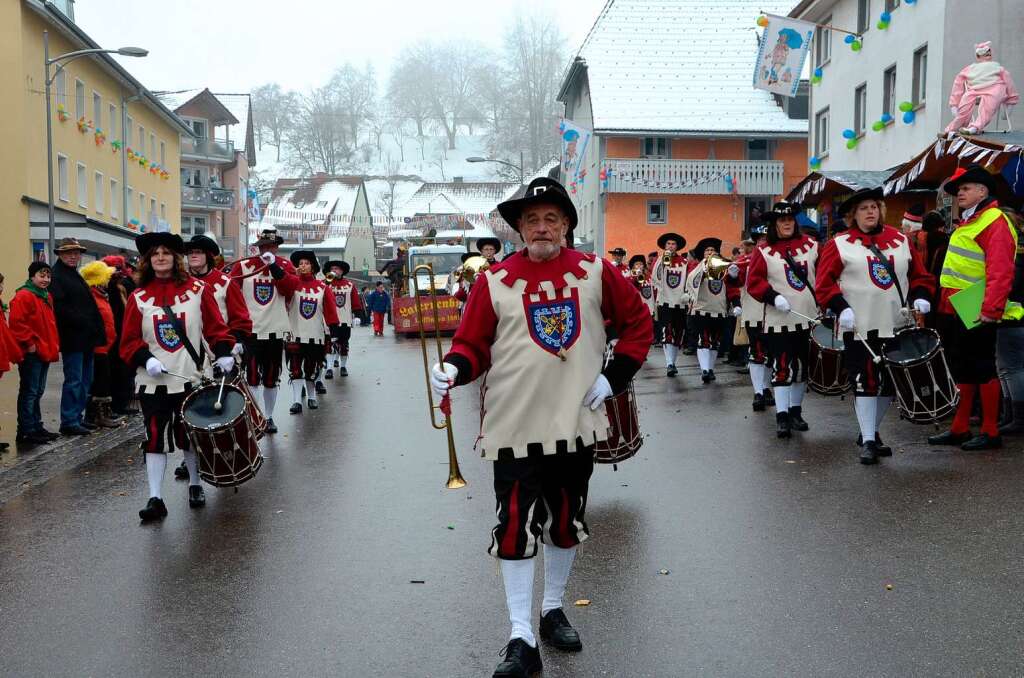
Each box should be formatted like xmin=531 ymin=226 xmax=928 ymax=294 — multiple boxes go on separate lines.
xmin=180 ymin=137 xmax=235 ymax=161
xmin=600 ymin=158 xmax=785 ymax=195
xmin=181 ymin=185 xmax=236 ymax=210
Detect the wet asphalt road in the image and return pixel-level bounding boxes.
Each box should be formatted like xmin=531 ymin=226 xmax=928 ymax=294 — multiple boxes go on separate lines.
xmin=1 ymin=327 xmax=1024 ymax=678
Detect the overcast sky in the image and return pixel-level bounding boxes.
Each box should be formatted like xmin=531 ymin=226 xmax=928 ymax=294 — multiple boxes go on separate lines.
xmin=74 ymin=0 xmax=608 ymax=95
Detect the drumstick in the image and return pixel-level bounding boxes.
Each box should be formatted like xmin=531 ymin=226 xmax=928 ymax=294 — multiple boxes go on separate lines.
xmin=214 ymin=374 xmax=227 ymax=412
xmin=161 ymin=369 xmax=194 ymax=381
xmin=786 ymin=310 xmax=882 ymax=364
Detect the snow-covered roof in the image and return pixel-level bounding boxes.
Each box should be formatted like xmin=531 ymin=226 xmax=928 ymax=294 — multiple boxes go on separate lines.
xmin=562 ymin=0 xmax=807 ymax=135
xmin=260 ymin=175 xmax=366 ymax=246
xmin=401 ymin=181 xmax=519 ymax=217
xmin=155 ymin=88 xmax=253 ymax=159
xmin=364 ymin=177 xmax=426 ymax=223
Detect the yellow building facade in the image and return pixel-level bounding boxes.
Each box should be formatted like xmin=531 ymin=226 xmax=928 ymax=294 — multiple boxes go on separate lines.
xmin=0 ymin=0 xmax=190 ymax=283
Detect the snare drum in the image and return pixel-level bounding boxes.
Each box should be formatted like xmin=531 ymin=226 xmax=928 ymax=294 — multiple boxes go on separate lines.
xmin=232 ymin=372 xmax=267 ymax=439
xmin=181 ymin=382 xmax=264 ymax=487
xmin=594 ymin=382 xmax=643 ymax=465
xmin=883 ymin=326 xmax=959 ymax=424
xmin=808 ymin=323 xmax=850 ymax=396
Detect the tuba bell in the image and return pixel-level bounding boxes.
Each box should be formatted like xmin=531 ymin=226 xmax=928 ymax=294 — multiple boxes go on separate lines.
xmin=662 ymin=250 xmax=673 ymax=266
xmin=704 ymin=254 xmax=733 ymax=280
xmin=455 ymin=255 xmax=490 ymax=285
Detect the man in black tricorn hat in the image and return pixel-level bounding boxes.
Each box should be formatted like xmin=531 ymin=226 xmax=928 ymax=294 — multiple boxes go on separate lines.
xmin=429 ymin=177 xmax=652 ymax=678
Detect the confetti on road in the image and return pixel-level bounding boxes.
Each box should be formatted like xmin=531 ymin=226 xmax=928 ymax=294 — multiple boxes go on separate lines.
xmin=659 ymin=569 xmax=670 ymax=575
xmin=574 ymin=599 xmax=591 ymax=606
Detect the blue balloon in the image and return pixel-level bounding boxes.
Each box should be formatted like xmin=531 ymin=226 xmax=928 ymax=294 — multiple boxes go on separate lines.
xmin=880 ymin=113 xmax=893 ymax=124
xmin=880 ymin=11 xmax=892 ymax=21
xmin=844 ymin=34 xmax=855 ymax=44
xmin=903 ymin=110 xmax=916 ymax=124
xmin=813 ymin=67 xmax=823 ymax=78
xmin=842 ymin=128 xmax=856 ymax=139
xmin=905 ymin=0 xmax=916 ymax=3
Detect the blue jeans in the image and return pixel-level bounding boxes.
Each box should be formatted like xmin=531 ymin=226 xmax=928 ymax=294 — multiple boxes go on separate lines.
xmin=997 ymin=326 xmax=1024 ymax=401
xmin=60 ymin=351 xmax=94 ymax=428
xmin=17 ymin=354 xmax=50 ymax=435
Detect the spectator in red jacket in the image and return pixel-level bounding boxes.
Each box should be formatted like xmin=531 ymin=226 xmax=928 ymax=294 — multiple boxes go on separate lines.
xmin=9 ymin=262 xmax=61 ymax=445
xmin=0 ymin=273 xmax=24 ymax=450
xmin=81 ymin=261 xmax=123 ymax=429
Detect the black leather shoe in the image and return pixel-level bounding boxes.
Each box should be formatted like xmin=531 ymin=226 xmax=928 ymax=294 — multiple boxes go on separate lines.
xmin=307 ymin=399 xmax=319 ymax=410
xmin=315 ymin=381 xmax=327 ymax=395
xmin=860 ymin=440 xmax=880 ymax=465
xmin=752 ymin=393 xmax=765 ymax=412
xmin=493 ymin=638 xmax=542 ymax=678
xmin=289 ymin=403 xmax=302 ymax=415
xmin=856 ymin=434 xmax=892 ymax=456
xmin=139 ymin=497 xmax=168 ymax=522
xmin=776 ymin=411 xmax=791 ymax=439
xmin=961 ymin=433 xmax=1002 ymax=451
xmin=60 ymin=425 xmax=93 ymax=436
xmin=763 ymin=389 xmax=775 ymax=407
xmin=188 ymin=485 xmax=206 ymax=508
xmin=927 ymin=430 xmax=971 ymax=446
xmin=174 ymin=461 xmax=189 ymax=480
xmin=265 ymin=418 xmax=278 ymax=434
xmin=539 ymin=608 xmax=582 ymax=652
xmin=80 ymin=421 xmax=99 ymax=431
xmin=790 ymin=406 xmax=809 ymax=432
xmin=701 ymin=370 xmax=712 ymax=384
xmin=39 ymin=428 xmax=60 ymax=441
xmin=324 ymin=369 xmax=334 ymax=380
xmin=682 ymin=347 xmax=696 ymax=356
xmin=666 ymin=365 xmax=677 ymax=377
xmin=339 ymin=366 xmax=348 ymax=377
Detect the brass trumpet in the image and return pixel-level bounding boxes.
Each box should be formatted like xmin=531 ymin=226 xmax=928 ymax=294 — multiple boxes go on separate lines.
xmin=662 ymin=250 xmax=673 ymax=266
xmin=455 ymin=255 xmax=490 ymax=285
xmin=704 ymin=254 xmax=734 ymax=280
xmin=411 ymin=263 xmax=467 ymax=489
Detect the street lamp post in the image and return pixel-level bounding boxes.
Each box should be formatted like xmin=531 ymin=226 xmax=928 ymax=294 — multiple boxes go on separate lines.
xmin=467 ymin=153 xmax=525 ymax=186
xmin=43 ymin=30 xmax=147 ymax=260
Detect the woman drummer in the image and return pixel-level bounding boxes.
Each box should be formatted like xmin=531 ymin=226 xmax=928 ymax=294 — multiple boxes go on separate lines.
xmin=815 ymin=188 xmax=935 ymax=464
xmin=120 ymin=231 xmax=236 ymax=521
xmin=746 ymin=201 xmax=819 ymax=438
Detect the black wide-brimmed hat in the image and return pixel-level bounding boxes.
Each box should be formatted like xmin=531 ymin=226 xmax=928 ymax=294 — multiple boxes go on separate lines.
xmin=290 ymin=250 xmax=320 ymax=274
xmin=323 ymin=260 xmax=350 ymax=276
xmin=461 ymin=251 xmax=482 ymax=263
xmin=608 ymin=247 xmax=627 ymax=256
xmin=943 ymin=163 xmax=1000 ymax=195
xmin=255 ymin=227 xmax=285 ymax=248
xmin=136 ymin=232 xmax=184 ymax=256
xmin=628 ymin=254 xmax=647 ymax=268
xmin=496 ymin=178 xmax=578 ymax=233
xmin=764 ymin=201 xmax=802 ymax=220
xmin=838 ymin=187 xmax=884 ymax=216
xmin=476 ymin=237 xmax=501 ymax=252
xmin=657 ymin=232 xmax=686 ymax=249
xmin=691 ymin=237 xmax=723 ymax=258
xmin=186 ymin=234 xmax=220 ymax=256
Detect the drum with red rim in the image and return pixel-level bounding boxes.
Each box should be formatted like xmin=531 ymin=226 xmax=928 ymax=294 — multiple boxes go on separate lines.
xmin=808 ymin=323 xmax=850 ymax=396
xmin=594 ymin=382 xmax=643 ymax=465
xmin=181 ymin=382 xmax=264 ymax=487
xmin=232 ymin=372 xmax=267 ymax=439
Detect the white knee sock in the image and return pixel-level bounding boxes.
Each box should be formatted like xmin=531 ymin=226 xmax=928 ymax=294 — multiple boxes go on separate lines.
xmin=290 ymin=380 xmax=304 ymax=405
xmin=306 ymin=380 xmax=318 ymax=403
xmin=855 ymin=396 xmax=877 ymax=443
xmin=500 ymin=558 xmax=537 ymax=647
xmin=338 ymin=355 xmax=348 ymax=368
xmin=773 ymin=385 xmax=792 ymax=413
xmin=791 ymin=382 xmax=806 ymax=408
xmin=668 ymin=344 xmax=679 ymax=366
xmin=663 ymin=344 xmax=673 ymax=367
xmin=183 ymin=449 xmax=201 ymax=487
xmin=542 ymin=544 xmax=577 ymax=615
xmin=697 ymin=348 xmax=709 ymax=371
xmin=749 ymin=363 xmax=764 ymax=394
xmin=709 ymin=349 xmax=718 ymax=366
xmin=875 ymin=395 xmax=891 ymax=429
xmin=263 ymin=386 xmax=278 ymax=417
xmin=145 ymin=453 xmax=166 ymax=499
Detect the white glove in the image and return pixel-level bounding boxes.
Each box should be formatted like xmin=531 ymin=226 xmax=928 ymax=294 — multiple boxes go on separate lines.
xmin=732 ymin=306 xmax=743 ymax=318
xmin=727 ymin=263 xmax=740 ymax=279
xmin=145 ymin=357 xmax=165 ymax=377
xmin=430 ymin=362 xmax=458 ymax=398
xmin=913 ymin=299 xmax=931 ymax=315
xmin=950 ymin=106 xmax=958 ymax=117
xmin=215 ymin=356 xmax=235 ymax=374
xmin=838 ymin=307 xmax=856 ymax=331
xmin=583 ymin=374 xmax=614 ymax=411
xmin=259 ymin=252 xmax=275 ymax=265
xmin=681 ymin=293 xmax=693 ymax=306
xmin=231 ymin=342 xmax=245 ymax=357
xmin=774 ymin=295 xmax=792 ymax=313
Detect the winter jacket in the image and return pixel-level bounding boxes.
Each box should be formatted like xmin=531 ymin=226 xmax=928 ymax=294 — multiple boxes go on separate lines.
xmin=366 ymin=290 xmax=391 ymax=313
xmin=91 ymin=287 xmax=117 ymax=355
xmin=48 ymin=259 xmax=106 ymax=353
xmin=0 ymin=306 xmax=24 ymax=375
xmin=9 ymin=284 xmax=60 ymax=363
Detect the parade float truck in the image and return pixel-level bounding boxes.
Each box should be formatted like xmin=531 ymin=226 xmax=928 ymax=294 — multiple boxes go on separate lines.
xmin=392 ymin=244 xmax=465 ymax=336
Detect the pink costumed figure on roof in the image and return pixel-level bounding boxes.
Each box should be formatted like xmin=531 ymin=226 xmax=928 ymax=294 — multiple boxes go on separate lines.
xmin=944 ymin=41 xmax=1019 ymax=135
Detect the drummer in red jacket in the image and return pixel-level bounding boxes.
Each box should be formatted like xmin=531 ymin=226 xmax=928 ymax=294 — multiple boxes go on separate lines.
xmin=9 ymin=262 xmax=59 ymax=445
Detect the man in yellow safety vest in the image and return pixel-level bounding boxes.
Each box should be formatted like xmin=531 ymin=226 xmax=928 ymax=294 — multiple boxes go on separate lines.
xmin=928 ymin=164 xmax=1019 ymax=451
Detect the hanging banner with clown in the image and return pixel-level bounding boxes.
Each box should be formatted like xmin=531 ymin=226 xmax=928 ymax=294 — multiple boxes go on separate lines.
xmin=559 ymin=119 xmax=592 ymax=190
xmin=753 ymin=14 xmax=815 ymax=97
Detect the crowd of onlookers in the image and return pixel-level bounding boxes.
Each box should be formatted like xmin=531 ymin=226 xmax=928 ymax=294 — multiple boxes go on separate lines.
xmin=0 ymin=238 xmax=141 ymax=448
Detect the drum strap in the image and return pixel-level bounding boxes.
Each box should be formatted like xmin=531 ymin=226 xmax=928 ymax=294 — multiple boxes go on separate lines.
xmin=161 ymin=305 xmax=206 ymax=372
xmin=867 ymin=244 xmax=907 ymax=307
xmin=782 ymin=250 xmax=814 ymax=295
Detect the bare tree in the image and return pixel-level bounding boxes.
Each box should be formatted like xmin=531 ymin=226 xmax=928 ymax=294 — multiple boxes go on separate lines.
xmin=387 ymin=49 xmax=434 ymax=139
xmin=286 ymin=85 xmax=352 ymax=175
xmin=329 ymin=63 xmax=376 ymax=149
xmin=252 ymin=83 xmax=297 ymax=163
xmin=374 ymin=157 xmax=404 ymax=225
xmin=387 ymin=114 xmax=412 ymax=163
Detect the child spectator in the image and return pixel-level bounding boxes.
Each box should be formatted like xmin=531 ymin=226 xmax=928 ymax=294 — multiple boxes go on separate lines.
xmin=81 ymin=261 xmax=123 ymax=428
xmin=9 ymin=262 xmax=60 ymax=445
xmin=366 ymin=282 xmax=391 ymax=336
xmin=0 ymin=273 xmax=25 ymax=450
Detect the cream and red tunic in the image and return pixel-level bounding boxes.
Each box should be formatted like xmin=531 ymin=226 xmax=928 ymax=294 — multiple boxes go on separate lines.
xmin=653 ymin=254 xmax=691 ymax=308
xmin=196 ymin=268 xmax=252 ymax=339
xmin=633 ymin=275 xmax=656 ymax=316
xmin=326 ymin=276 xmax=364 ymax=326
xmin=234 ymin=255 xmax=298 ymax=340
xmin=816 ymin=225 xmax=935 ymax=339
xmin=287 ymin=274 xmax=341 ymax=344
xmin=445 ymin=249 xmax=652 ymax=460
xmin=687 ymin=260 xmax=733 ymax=318
xmin=734 ymin=254 xmax=765 ymax=329
xmin=746 ymin=235 xmax=819 ymax=333
xmin=119 ymin=277 xmax=234 ymax=394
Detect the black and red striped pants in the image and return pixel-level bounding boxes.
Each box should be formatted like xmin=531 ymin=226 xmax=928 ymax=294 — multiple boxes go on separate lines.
xmin=843 ymin=331 xmax=893 ymax=397
xmin=139 ymin=389 xmax=189 ymax=454
xmin=764 ymin=328 xmax=810 ymax=386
